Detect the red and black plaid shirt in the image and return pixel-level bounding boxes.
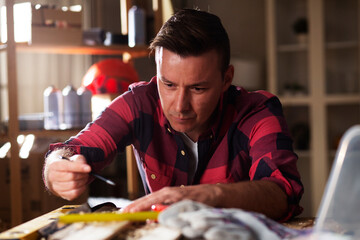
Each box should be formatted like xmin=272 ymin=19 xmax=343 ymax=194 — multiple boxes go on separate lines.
xmin=48 ymin=77 xmax=303 ymax=219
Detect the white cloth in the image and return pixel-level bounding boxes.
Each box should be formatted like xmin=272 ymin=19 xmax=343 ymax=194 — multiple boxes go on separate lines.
xmin=158 ymin=200 xmax=302 ymax=240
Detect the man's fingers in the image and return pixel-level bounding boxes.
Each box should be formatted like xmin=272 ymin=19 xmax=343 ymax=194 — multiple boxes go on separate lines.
xmin=51 ymin=158 xmax=91 ymax=173
xmin=50 ymin=174 xmax=89 ymax=200
xmin=49 ymin=170 xmax=89 ymax=183
xmin=52 ymin=177 xmax=89 ymax=192
xmin=123 ymin=187 xmax=180 ymax=212
xmin=123 ymin=196 xmax=155 ymax=212
xmin=58 ymin=185 xmax=88 ymax=201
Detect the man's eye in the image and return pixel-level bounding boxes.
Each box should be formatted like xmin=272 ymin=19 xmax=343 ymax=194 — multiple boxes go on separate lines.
xmin=193 ymin=87 xmax=206 ymax=92
xmin=164 ymin=83 xmax=174 ymax=88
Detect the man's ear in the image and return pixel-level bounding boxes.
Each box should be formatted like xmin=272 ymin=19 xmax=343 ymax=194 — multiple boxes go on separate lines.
xmin=222 ymin=65 xmax=234 ymax=92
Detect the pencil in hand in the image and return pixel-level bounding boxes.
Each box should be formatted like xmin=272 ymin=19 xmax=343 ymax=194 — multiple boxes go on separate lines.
xmin=59 ymin=156 xmax=116 ymax=186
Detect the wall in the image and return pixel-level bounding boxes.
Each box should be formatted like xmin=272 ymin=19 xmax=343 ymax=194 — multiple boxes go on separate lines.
xmin=183 ymin=0 xmax=266 ymax=89
xmin=184 ymin=0 xmax=265 ymax=60
xmin=17 ymin=53 xmax=91 ymax=115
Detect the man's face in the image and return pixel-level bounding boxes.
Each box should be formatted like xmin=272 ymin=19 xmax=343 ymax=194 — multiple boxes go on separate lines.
xmin=156 ymin=47 xmax=233 ymax=141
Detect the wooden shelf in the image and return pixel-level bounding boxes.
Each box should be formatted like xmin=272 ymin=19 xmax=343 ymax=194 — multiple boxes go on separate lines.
xmin=266 ymin=0 xmax=360 ymax=217
xmin=326 ymin=41 xmax=358 ymax=50
xmin=19 ymin=129 xmax=81 ymax=138
xmin=277 ymin=43 xmax=308 ymax=52
xmin=0 ymin=44 xmax=6 ymax=52
xmin=295 ymin=150 xmax=311 ymax=159
xmin=281 ymin=94 xmax=360 ymax=106
xmin=16 ymin=43 xmax=150 ymax=57
xmin=1 ymin=129 xmax=80 ymax=142
xmin=325 ymin=94 xmax=360 ymax=105
xmin=279 ymin=96 xmax=311 ymax=106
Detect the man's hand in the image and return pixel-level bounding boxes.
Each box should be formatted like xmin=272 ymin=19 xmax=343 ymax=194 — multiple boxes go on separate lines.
xmin=123 ymin=184 xmax=222 ymax=213
xmin=123 ymin=181 xmax=288 ymax=220
xmin=44 ymin=151 xmax=91 ymax=201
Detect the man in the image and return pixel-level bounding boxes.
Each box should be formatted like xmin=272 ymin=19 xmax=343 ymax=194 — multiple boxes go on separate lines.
xmin=44 ymin=9 xmax=303 ymax=221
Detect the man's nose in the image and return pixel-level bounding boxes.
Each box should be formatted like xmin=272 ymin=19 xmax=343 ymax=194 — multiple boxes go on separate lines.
xmin=175 ymin=89 xmax=190 ymax=112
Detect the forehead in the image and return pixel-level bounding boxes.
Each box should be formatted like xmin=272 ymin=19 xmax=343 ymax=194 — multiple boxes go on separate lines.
xmin=155 ymin=47 xmax=222 ymax=78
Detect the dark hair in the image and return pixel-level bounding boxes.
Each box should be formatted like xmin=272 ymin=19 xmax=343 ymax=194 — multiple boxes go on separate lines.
xmin=150 ymin=9 xmax=230 ymax=76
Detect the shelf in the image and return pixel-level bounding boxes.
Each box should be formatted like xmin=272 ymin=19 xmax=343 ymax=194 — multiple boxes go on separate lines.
xmin=279 ymin=96 xmax=311 ymax=106
xmin=277 ymin=43 xmax=308 ymax=52
xmin=326 ymin=41 xmax=358 ymax=49
xmin=19 ymin=129 xmax=81 ymax=138
xmin=280 ymin=94 xmax=360 ymax=106
xmin=1 ymin=129 xmax=80 ymax=141
xmin=295 ymin=150 xmax=311 ymax=159
xmin=0 ymin=44 xmax=6 ymax=52
xmin=16 ymin=43 xmax=150 ymax=57
xmin=325 ymin=94 xmax=360 ymax=104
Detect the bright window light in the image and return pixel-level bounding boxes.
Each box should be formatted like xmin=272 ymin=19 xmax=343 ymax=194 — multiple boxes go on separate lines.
xmin=0 ymin=142 xmax=11 ymax=158
xmin=19 ymin=134 xmax=35 ymax=159
xmin=70 ymin=5 xmax=82 ymax=12
xmin=1 ymin=6 xmax=6 ymax=43
xmin=1 ymin=2 xmax=31 ymax=43
xmin=17 ymin=134 xmax=25 ymax=145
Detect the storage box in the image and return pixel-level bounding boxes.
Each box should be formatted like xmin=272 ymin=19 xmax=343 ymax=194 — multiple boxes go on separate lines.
xmin=31 ymin=7 xmax=82 ymax=45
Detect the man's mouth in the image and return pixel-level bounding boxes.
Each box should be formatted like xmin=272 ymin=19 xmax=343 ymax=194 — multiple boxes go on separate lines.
xmin=171 ymin=114 xmax=195 ymax=122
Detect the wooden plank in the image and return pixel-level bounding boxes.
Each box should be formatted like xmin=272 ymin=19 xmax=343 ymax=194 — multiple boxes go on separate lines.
xmin=48 ymin=221 xmax=130 ymax=240
xmin=126 ymin=145 xmax=139 ymax=200
xmin=0 ymin=205 xmax=80 ymax=240
xmin=5 ymin=0 xmax=22 ymax=226
xmin=16 ymin=44 xmax=149 ymax=57
xmin=19 ymin=129 xmax=80 ymax=138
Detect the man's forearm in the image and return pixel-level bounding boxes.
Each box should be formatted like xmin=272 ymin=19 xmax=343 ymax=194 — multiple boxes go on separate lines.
xmin=214 ymin=180 xmax=288 ymax=220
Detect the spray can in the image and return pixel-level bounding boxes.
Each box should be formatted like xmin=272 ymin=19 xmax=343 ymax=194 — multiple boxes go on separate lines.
xmin=128 ymin=5 xmax=146 ymax=47
xmin=77 ymin=86 xmax=92 ymax=127
xmin=43 ymin=86 xmax=62 ymax=130
xmin=62 ymin=85 xmax=81 ymax=129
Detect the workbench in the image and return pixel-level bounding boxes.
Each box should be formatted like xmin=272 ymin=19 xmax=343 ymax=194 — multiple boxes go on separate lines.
xmin=0 ymin=204 xmax=315 ymax=240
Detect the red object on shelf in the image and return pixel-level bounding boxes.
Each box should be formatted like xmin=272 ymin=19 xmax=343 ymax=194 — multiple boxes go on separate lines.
xmin=82 ymin=58 xmax=139 ymax=94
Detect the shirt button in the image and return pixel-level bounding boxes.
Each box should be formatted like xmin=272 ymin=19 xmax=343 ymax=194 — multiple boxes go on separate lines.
xmin=210 ymin=134 xmax=213 ymax=139
xmin=181 ymin=150 xmax=185 ymax=156
xmin=151 ymin=174 xmax=156 ymax=180
xmin=167 ymin=128 xmax=171 ymax=133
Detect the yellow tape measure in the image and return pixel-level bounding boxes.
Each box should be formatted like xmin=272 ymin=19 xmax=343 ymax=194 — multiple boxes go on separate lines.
xmin=58 ymin=211 xmax=159 ymax=224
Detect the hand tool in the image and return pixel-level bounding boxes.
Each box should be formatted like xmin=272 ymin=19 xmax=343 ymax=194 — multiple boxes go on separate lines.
xmin=59 ymin=156 xmax=116 ymax=186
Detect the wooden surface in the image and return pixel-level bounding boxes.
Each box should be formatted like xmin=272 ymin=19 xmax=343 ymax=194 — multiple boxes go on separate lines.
xmin=0 ymin=204 xmax=315 ymax=240
xmin=283 ymin=217 xmax=315 ymax=230
xmin=0 ymin=205 xmax=80 ymax=240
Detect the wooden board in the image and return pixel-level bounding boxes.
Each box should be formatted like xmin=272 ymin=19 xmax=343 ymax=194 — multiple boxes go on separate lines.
xmin=48 ymin=221 xmax=130 ymax=240
xmin=0 ymin=205 xmax=80 ymax=240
